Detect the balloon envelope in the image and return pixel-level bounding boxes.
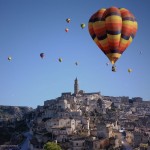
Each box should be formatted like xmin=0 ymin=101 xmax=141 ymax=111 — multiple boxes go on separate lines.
xmin=66 ymin=18 xmax=71 ymax=23
xmin=8 ymin=56 xmax=12 ymax=61
xmin=75 ymin=62 xmax=78 ymax=66
xmin=65 ymin=28 xmax=69 ymax=32
xmin=128 ymin=69 xmax=132 ymax=73
xmin=40 ymin=53 xmax=44 ymax=59
xmin=88 ymin=7 xmax=138 ymax=65
xmin=81 ymin=23 xmax=85 ymax=29
xmin=59 ymin=58 xmax=62 ymax=62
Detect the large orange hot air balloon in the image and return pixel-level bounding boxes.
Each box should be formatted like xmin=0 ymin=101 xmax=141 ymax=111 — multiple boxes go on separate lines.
xmin=88 ymin=7 xmax=138 ymax=71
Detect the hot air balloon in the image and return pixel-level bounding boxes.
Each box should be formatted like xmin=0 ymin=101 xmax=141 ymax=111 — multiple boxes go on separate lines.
xmin=75 ymin=62 xmax=78 ymax=66
xmin=8 ymin=56 xmax=12 ymax=61
xmin=128 ymin=69 xmax=132 ymax=73
xmin=66 ymin=18 xmax=71 ymax=23
xmin=106 ymin=62 xmax=109 ymax=66
xmin=81 ymin=23 xmax=85 ymax=29
xmin=59 ymin=58 xmax=62 ymax=62
xmin=40 ymin=53 xmax=44 ymax=59
xmin=65 ymin=28 xmax=69 ymax=32
xmin=88 ymin=7 xmax=138 ymax=72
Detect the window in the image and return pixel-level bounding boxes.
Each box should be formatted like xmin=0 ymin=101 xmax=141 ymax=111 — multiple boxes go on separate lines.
xmin=76 ymin=143 xmax=78 ymax=146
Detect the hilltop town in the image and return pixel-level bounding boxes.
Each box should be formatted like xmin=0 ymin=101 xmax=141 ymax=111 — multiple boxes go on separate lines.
xmin=0 ymin=78 xmax=150 ymax=150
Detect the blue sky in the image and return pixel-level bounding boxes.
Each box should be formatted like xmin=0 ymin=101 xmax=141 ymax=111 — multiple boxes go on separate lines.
xmin=0 ymin=0 xmax=149 ymax=108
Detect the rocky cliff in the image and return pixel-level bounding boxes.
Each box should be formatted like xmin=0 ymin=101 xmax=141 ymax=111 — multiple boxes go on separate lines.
xmin=0 ymin=105 xmax=33 ymax=120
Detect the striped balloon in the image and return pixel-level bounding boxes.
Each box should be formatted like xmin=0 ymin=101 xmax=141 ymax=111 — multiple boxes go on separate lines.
xmin=88 ymin=7 xmax=138 ymax=65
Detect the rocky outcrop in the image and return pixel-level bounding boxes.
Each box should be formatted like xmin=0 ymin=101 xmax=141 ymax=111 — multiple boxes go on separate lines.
xmin=0 ymin=105 xmax=33 ymax=120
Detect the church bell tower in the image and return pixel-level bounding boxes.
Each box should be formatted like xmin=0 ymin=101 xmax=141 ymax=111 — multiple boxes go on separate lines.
xmin=74 ymin=78 xmax=79 ymax=94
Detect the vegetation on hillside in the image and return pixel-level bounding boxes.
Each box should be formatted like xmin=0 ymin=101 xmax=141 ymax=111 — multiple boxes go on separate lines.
xmin=44 ymin=142 xmax=62 ymax=150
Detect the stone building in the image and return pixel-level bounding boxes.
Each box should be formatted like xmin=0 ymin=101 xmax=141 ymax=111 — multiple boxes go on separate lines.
xmin=70 ymin=138 xmax=85 ymax=150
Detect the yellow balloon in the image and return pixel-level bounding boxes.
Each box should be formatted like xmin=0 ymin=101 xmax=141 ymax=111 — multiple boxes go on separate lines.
xmin=128 ymin=69 xmax=132 ymax=73
xmin=8 ymin=56 xmax=12 ymax=61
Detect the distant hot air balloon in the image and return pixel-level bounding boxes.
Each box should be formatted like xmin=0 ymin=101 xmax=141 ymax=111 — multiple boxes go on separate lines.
xmin=140 ymin=51 xmax=142 ymax=54
xmin=59 ymin=58 xmax=62 ymax=62
xmin=88 ymin=7 xmax=138 ymax=72
xmin=8 ymin=56 xmax=12 ymax=61
xmin=128 ymin=69 xmax=132 ymax=73
xmin=75 ymin=62 xmax=78 ymax=66
xmin=65 ymin=28 xmax=69 ymax=32
xmin=106 ymin=62 xmax=109 ymax=66
xmin=66 ymin=18 xmax=71 ymax=23
xmin=40 ymin=53 xmax=44 ymax=59
xmin=81 ymin=23 xmax=85 ymax=29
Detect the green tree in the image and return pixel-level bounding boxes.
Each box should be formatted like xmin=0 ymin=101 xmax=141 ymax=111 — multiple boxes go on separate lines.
xmin=44 ymin=142 xmax=62 ymax=150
